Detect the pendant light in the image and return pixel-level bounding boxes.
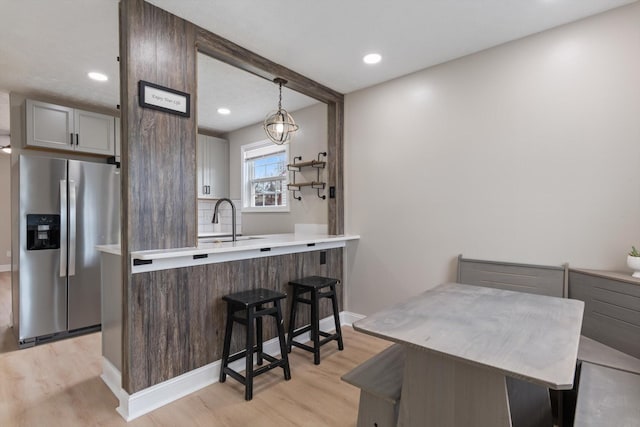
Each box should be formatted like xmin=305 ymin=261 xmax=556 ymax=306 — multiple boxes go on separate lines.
xmin=263 ymin=78 xmax=298 ymax=145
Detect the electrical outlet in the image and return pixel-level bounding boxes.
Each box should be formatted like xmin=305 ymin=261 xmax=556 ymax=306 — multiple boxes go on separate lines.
xmin=5 ymin=250 xmax=10 ymax=258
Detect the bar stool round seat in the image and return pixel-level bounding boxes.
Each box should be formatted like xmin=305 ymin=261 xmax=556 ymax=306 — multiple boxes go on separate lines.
xmin=219 ymin=288 xmax=291 ymax=401
xmin=287 ymin=276 xmax=344 ymax=365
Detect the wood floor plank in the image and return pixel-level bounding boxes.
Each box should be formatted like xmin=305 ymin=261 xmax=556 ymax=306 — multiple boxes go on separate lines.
xmin=0 ymin=272 xmax=388 ymax=426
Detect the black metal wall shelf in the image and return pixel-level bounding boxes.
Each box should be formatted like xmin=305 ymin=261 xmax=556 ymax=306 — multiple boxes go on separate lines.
xmin=287 ymin=152 xmax=327 ymax=200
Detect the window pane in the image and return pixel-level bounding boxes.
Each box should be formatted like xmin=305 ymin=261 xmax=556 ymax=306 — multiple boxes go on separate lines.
xmin=252 ymin=152 xmax=286 ymax=180
xmin=252 ymin=179 xmax=285 ymax=206
xmin=242 ymin=141 xmax=289 ymax=210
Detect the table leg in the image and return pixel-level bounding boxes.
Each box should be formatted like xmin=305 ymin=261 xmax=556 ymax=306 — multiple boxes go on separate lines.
xmin=399 ymin=347 xmax=512 ymax=427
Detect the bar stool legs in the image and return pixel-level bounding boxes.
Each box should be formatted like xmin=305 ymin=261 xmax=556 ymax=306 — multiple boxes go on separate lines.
xmin=219 ymin=288 xmax=291 ymax=401
xmin=287 ymin=276 xmax=344 ymax=365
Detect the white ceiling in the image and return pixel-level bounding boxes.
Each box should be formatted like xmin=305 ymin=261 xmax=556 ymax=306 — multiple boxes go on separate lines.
xmin=0 ymin=0 xmax=636 ymax=133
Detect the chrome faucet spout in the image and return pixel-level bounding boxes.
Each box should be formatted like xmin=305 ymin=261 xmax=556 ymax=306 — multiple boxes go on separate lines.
xmin=211 ymin=198 xmax=237 ymax=242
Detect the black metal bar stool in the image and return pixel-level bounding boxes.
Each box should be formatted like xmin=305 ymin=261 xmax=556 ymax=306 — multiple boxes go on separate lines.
xmin=287 ymin=276 xmax=344 ymax=365
xmin=219 ymin=288 xmax=291 ymax=400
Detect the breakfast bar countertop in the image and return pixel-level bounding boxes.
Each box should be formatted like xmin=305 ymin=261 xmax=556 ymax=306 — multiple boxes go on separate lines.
xmin=132 ymin=233 xmax=359 ymax=259
xmin=97 ymin=233 xmax=360 ymax=274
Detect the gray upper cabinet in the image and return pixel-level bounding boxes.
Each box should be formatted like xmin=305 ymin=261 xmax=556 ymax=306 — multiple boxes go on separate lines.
xmin=197 ymin=134 xmax=229 ymax=199
xmin=26 ymin=99 xmax=115 ymax=156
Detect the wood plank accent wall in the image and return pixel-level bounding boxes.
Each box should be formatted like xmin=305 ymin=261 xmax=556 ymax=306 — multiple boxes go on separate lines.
xmin=328 ymin=101 xmax=344 ymax=235
xmin=128 ymin=248 xmax=343 ymax=392
xmin=119 ymin=0 xmax=197 ymax=392
xmin=119 ymin=0 xmax=197 ymax=253
xmin=120 ymin=0 xmax=346 ymax=393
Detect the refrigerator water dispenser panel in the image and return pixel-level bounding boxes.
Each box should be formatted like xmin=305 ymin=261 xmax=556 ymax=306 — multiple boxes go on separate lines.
xmin=26 ymin=214 xmax=60 ymax=250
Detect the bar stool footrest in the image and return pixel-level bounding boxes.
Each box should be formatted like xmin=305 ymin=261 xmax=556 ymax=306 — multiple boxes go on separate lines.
xmin=223 ymin=368 xmax=246 ymax=385
xmin=226 ymin=346 xmax=263 ymax=364
xmin=290 ymin=325 xmax=312 ymax=338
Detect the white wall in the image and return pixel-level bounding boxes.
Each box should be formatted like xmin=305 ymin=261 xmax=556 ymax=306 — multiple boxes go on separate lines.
xmin=0 ymin=154 xmax=10 ymax=270
xmin=345 ymin=3 xmax=640 ymax=315
xmin=0 ymin=91 xmax=10 ymax=270
xmin=226 ymin=102 xmax=328 ymax=235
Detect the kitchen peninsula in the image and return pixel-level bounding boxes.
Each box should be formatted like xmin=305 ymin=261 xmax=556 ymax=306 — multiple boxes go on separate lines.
xmin=97 ymin=232 xmax=359 ymax=420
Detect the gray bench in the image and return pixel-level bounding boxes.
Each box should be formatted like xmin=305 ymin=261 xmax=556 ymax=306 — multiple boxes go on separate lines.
xmin=574 ymin=362 xmax=640 ymax=427
xmin=341 ymin=344 xmax=405 ymax=427
xmin=578 ymin=335 xmax=640 ymax=375
xmin=569 ymin=269 xmax=640 ymax=374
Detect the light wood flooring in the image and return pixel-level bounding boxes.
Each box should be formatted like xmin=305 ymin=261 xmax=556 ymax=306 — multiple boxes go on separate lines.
xmin=0 ymin=272 xmax=390 ymax=426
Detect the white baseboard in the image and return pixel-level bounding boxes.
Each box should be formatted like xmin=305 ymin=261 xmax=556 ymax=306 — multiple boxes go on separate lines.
xmin=104 ymin=310 xmax=365 ymax=421
xmin=0 ymin=264 xmax=10 ymax=272
xmin=340 ymin=311 xmax=366 ymax=326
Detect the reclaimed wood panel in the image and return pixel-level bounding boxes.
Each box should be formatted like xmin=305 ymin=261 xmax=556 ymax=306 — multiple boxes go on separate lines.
xmin=120 ymin=0 xmax=197 ymax=253
xmin=328 ymin=101 xmax=344 ymax=235
xmin=195 ymin=28 xmax=342 ymax=105
xmin=127 ymin=248 xmax=343 ymax=392
xmin=120 ymin=0 xmax=197 ymax=393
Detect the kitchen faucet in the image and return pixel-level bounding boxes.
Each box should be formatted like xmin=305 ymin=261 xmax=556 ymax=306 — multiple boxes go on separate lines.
xmin=212 ymin=198 xmax=237 ymax=242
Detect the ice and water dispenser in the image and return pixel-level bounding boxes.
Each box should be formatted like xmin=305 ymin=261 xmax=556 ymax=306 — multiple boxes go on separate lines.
xmin=26 ymin=214 xmax=61 ymax=250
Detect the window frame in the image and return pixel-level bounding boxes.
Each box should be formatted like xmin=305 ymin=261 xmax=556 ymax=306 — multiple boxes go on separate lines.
xmin=241 ymin=140 xmax=290 ymax=213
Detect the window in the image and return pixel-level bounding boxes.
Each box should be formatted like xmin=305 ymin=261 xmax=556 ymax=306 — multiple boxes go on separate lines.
xmin=241 ymin=140 xmax=289 ymax=212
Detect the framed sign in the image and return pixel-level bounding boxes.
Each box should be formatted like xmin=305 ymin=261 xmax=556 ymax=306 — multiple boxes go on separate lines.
xmin=138 ymin=80 xmax=190 ymax=117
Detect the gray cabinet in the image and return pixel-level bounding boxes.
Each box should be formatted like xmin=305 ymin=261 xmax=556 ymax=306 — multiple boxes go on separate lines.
xmin=197 ymin=134 xmax=229 ymax=199
xmin=26 ymin=99 xmax=115 ymax=156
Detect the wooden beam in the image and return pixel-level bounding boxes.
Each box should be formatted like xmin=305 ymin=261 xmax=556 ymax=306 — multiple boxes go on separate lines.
xmin=195 ymin=27 xmax=343 ymax=105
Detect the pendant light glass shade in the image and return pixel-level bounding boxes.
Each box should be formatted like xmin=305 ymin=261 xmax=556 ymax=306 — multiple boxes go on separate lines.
xmin=263 ymin=78 xmax=298 ymax=145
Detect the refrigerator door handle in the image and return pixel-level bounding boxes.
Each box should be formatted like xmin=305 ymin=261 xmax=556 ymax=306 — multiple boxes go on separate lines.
xmin=68 ymin=180 xmax=77 ymax=277
xmin=60 ymin=180 xmax=67 ymax=277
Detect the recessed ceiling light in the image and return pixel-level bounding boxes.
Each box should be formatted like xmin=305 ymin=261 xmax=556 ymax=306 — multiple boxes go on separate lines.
xmin=88 ymin=72 xmax=108 ymax=82
xmin=363 ymin=53 xmax=382 ymax=65
xmin=217 ymin=107 xmax=231 ymax=115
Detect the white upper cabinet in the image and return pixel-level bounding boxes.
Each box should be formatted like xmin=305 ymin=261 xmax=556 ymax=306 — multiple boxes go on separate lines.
xmin=114 ymin=117 xmax=121 ymax=160
xmin=26 ymin=99 xmax=114 ymax=156
xmin=73 ymin=109 xmax=114 ymax=155
xmin=26 ymin=100 xmax=74 ymax=150
xmin=197 ymin=134 xmax=229 ymax=199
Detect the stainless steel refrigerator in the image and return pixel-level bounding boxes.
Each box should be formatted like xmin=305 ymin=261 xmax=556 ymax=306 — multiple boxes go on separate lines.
xmin=14 ymin=154 xmax=120 ymax=348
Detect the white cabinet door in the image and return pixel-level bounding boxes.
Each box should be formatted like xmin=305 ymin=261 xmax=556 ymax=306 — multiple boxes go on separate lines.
xmin=207 ymin=136 xmax=229 ymax=198
xmin=74 ymin=109 xmax=114 ymax=155
xmin=25 ymin=99 xmax=114 ymax=156
xmin=197 ymin=134 xmax=229 ymax=199
xmin=114 ymin=117 xmax=121 ymax=160
xmin=26 ymin=99 xmax=74 ymax=150
xmin=197 ymin=134 xmax=208 ymax=198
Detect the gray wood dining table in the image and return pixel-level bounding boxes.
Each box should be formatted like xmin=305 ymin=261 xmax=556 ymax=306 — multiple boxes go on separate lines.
xmin=353 ymin=282 xmax=584 ymax=427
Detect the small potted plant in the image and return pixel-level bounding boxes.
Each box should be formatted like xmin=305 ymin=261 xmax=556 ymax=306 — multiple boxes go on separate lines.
xmin=627 ymin=246 xmax=640 ymax=278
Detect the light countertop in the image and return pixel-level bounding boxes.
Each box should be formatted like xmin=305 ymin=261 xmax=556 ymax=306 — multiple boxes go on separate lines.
xmin=97 ymin=233 xmax=360 ymax=273
xmin=95 ymin=244 xmax=122 ymax=256
xmin=132 ymin=233 xmax=359 ymax=260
